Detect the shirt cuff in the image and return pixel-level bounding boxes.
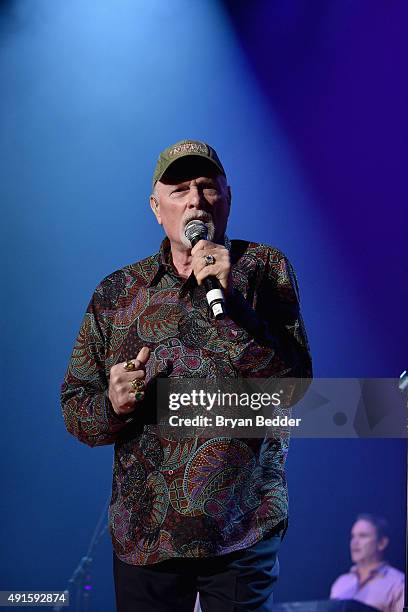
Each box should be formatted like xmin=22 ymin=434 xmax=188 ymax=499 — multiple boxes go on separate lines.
xmin=106 ymin=395 xmax=136 ymax=425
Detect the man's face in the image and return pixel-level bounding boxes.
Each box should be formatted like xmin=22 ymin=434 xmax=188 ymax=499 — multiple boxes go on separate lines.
xmin=150 ymin=158 xmax=231 ymax=251
xmin=350 ymin=519 xmax=388 ymax=565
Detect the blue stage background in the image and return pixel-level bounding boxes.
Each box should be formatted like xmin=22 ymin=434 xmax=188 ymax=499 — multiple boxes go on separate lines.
xmin=1 ymin=0 xmax=406 ymax=608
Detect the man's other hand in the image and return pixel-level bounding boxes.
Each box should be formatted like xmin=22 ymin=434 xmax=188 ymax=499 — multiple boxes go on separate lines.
xmin=108 ymin=346 xmax=150 ymax=416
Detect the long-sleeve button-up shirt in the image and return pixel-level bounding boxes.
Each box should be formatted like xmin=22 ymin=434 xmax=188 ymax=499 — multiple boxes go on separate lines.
xmin=61 ymin=238 xmax=312 ymax=565
xmin=331 ymin=563 xmax=404 ymax=612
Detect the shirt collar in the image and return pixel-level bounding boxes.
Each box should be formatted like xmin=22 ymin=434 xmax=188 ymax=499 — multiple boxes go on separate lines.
xmin=147 ymin=237 xmax=194 ymax=287
xmin=147 ymin=235 xmax=233 ymax=288
xmin=350 ymin=562 xmax=389 ymax=578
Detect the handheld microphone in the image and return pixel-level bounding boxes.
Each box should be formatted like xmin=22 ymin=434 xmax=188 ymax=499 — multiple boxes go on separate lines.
xmin=184 ymin=220 xmax=227 ymax=319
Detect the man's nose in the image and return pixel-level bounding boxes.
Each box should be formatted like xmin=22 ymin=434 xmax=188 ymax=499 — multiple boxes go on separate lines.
xmin=187 ymin=186 xmax=204 ymax=208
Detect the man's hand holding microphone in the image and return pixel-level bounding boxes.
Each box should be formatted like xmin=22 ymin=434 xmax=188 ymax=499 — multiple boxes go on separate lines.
xmin=185 ymin=220 xmax=231 ymax=318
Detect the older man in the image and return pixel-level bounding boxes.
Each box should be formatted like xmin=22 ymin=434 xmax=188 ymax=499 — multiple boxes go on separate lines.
xmin=330 ymin=514 xmax=404 ymax=612
xmin=61 ymin=140 xmax=312 ymax=611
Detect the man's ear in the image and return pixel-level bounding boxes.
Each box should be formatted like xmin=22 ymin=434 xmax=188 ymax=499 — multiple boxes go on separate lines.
xmin=378 ymin=536 xmax=389 ymax=552
xmin=150 ymin=195 xmax=162 ymax=225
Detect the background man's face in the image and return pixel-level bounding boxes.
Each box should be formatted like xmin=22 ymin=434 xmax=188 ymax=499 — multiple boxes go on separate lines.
xmin=350 ymin=519 xmax=387 ymax=565
xmin=151 ymin=158 xmax=231 ymax=251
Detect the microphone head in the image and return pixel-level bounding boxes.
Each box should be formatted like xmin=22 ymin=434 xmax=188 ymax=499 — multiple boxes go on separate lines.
xmin=184 ymin=219 xmax=208 ymax=245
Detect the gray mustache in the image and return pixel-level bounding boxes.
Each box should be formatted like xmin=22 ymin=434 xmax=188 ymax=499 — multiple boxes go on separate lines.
xmin=182 ymin=211 xmax=212 ymax=226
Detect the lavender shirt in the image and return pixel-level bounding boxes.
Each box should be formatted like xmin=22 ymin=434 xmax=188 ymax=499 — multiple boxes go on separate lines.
xmin=330 ymin=563 xmax=404 ymax=612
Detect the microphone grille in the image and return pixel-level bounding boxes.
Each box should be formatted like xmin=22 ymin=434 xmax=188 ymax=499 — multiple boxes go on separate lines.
xmin=184 ymin=220 xmax=208 ymax=244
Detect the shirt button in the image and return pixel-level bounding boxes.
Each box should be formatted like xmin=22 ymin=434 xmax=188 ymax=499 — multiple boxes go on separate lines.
xmin=168 ymin=470 xmax=174 ymax=475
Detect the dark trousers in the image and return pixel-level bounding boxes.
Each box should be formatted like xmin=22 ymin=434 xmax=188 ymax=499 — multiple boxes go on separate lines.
xmin=113 ymin=523 xmax=286 ymax=612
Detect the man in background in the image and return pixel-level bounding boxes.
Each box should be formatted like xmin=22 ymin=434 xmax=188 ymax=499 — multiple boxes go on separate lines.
xmin=330 ymin=514 xmax=404 ymax=612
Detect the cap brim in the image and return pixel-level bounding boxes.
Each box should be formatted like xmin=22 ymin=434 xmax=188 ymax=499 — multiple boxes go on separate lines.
xmin=154 ymin=154 xmax=225 ymax=186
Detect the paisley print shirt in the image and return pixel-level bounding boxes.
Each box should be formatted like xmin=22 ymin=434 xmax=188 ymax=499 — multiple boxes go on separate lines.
xmin=61 ymin=238 xmax=312 ymax=565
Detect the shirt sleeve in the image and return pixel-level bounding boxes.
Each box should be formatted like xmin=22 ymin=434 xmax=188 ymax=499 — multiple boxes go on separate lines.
xmin=390 ymin=577 xmax=404 ymax=612
xmin=219 ymin=248 xmax=312 ymax=382
xmin=61 ymin=283 xmax=133 ymax=447
xmin=330 ymin=576 xmax=343 ymax=599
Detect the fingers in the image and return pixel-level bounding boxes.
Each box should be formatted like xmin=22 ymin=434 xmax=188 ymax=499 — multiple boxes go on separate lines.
xmin=136 ymin=346 xmax=151 ymax=366
xmin=123 ymin=346 xmax=151 ymax=371
xmin=191 ymin=239 xmax=209 ymax=255
xmin=195 ymin=267 xmax=232 ymax=295
xmin=191 ymin=243 xmax=231 ymax=293
xmin=124 ymin=369 xmax=145 ymax=380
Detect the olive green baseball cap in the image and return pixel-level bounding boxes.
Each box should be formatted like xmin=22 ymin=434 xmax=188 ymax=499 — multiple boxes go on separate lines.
xmin=152 ymin=139 xmax=226 ymax=189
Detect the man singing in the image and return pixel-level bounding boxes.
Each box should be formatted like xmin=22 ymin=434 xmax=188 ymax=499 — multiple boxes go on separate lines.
xmin=61 ymin=140 xmax=312 ymax=611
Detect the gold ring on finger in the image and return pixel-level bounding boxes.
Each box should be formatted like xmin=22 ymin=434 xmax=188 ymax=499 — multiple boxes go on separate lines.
xmin=124 ymin=360 xmax=136 ymax=371
xmin=129 ymin=378 xmax=145 ymax=394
